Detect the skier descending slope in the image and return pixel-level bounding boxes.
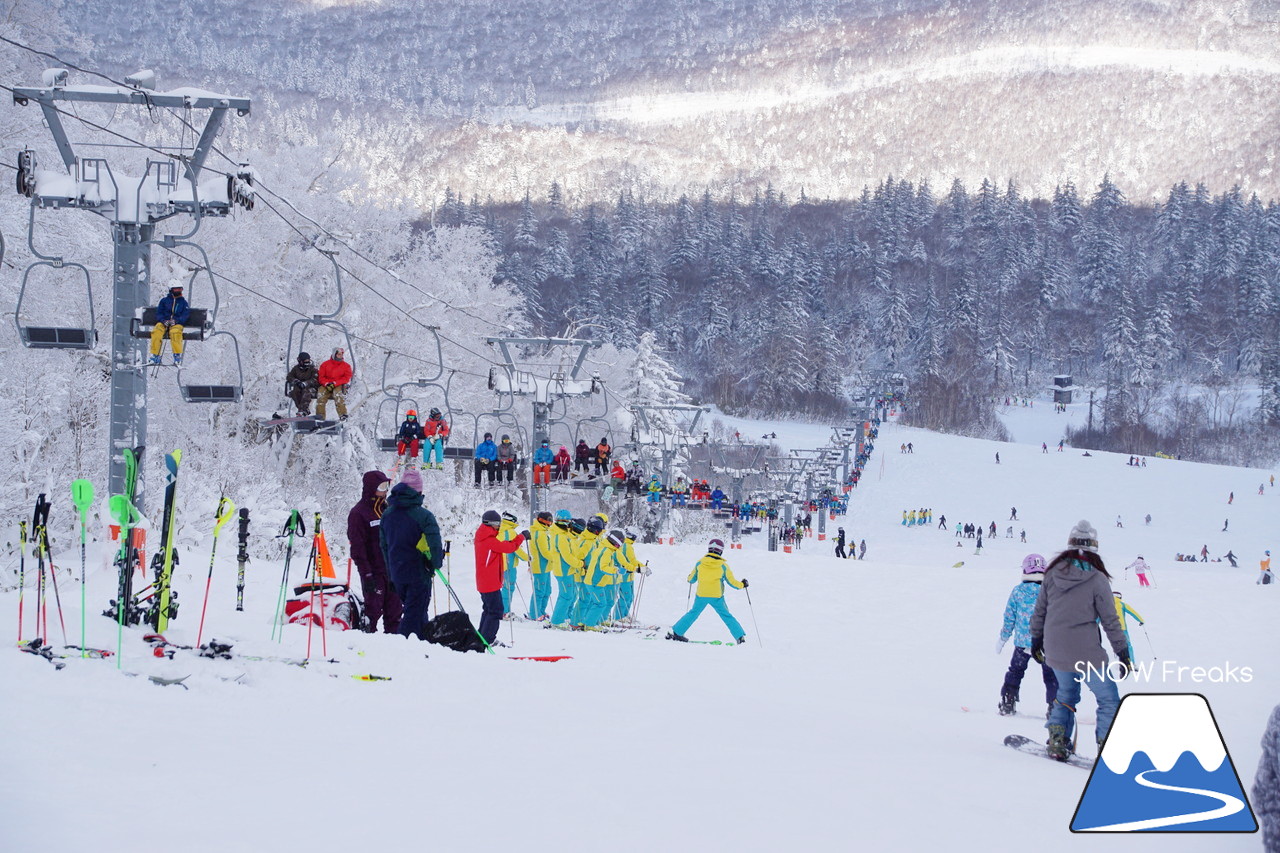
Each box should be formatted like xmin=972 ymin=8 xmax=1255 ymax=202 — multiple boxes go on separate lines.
xmin=995 ymin=554 xmax=1057 ymax=717
xmin=667 ymin=538 xmax=748 ymax=644
xmin=1030 ymin=520 xmax=1131 ymax=761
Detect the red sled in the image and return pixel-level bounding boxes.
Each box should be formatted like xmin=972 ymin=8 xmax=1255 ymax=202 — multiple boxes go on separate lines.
xmin=284 ymin=582 xmax=367 ymax=631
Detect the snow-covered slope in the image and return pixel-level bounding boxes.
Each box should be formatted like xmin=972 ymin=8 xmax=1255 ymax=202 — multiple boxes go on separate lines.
xmin=2 ymin=418 xmax=1274 ymax=851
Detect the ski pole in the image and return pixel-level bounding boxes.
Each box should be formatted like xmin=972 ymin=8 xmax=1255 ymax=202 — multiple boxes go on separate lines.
xmin=744 ymin=586 xmax=762 ymax=647
xmin=195 ymin=497 xmax=236 ymax=647
xmin=46 ymin=547 xmax=68 ymax=646
xmin=272 ymin=511 xmax=304 ymax=642
xmin=235 ymin=507 xmax=250 ymax=612
xmin=1141 ymin=623 xmax=1157 ymax=660
xmin=71 ymin=480 xmax=94 ymax=657
xmin=16 ymin=520 xmax=26 ymax=644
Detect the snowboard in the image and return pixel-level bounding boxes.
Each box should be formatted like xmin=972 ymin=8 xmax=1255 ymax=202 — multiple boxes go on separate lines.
xmin=1003 ymin=734 xmax=1093 ymax=770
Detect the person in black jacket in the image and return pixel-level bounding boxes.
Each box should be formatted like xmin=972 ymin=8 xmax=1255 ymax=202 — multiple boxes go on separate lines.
xmin=378 ymin=469 xmax=444 ymax=640
xmin=834 ymin=527 xmax=847 ymax=559
xmin=574 ymin=439 xmax=593 ymax=474
xmin=285 ymin=352 xmax=319 ymax=416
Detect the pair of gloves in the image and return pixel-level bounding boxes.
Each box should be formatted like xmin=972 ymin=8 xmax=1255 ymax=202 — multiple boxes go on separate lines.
xmin=1028 ymin=635 xmax=1133 ymax=678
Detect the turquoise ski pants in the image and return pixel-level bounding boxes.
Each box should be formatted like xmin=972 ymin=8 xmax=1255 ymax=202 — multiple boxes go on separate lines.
xmin=612 ymin=580 xmax=634 ymax=621
xmin=579 ymin=585 xmax=609 ymax=627
xmin=501 ymin=564 xmax=518 ymax=613
xmin=551 ymin=575 xmax=577 ymax=624
xmin=529 ymin=572 xmax=552 ymax=620
xmin=673 ymin=595 xmax=744 ymax=639
xmin=426 ymin=438 xmax=445 ymax=466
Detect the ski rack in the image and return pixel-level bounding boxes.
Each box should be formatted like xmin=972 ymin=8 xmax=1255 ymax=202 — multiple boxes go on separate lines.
xmin=283 ymin=246 xmax=355 ymax=435
xmin=14 ymin=205 xmax=96 ymax=349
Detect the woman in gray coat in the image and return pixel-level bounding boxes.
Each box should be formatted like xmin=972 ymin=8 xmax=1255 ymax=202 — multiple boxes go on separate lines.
xmin=1030 ymin=520 xmax=1131 ymax=761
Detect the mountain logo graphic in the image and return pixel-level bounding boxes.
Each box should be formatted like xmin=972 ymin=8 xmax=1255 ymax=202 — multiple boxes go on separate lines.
xmin=1071 ymin=693 xmax=1258 ymax=833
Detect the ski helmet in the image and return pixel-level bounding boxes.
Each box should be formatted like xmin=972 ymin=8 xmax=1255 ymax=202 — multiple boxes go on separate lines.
xmin=501 ymin=511 xmax=519 ymax=525
xmin=501 ymin=434 xmax=510 ymax=442
xmin=406 ymin=409 xmax=417 ymax=418
xmin=1021 ymin=553 xmax=1046 ymax=574
xmin=569 ymin=519 xmax=586 ymax=534
xmin=707 ymin=538 xmax=725 ymax=556
xmin=555 ymin=509 xmax=571 ymax=521
xmin=536 ymin=511 xmax=553 ymax=523
xmin=169 ymin=285 xmax=183 ymax=296
xmin=586 ymin=517 xmax=605 ymax=534
xmin=606 ymin=530 xmax=625 ymax=548
xmin=297 ymin=352 xmax=311 ymax=363
xmin=594 ymin=511 xmax=610 ymax=525
xmin=481 ymin=510 xmax=501 ymax=525
xmin=624 ymin=529 xmax=637 ymax=541
xmin=429 ymin=407 xmax=441 ymax=419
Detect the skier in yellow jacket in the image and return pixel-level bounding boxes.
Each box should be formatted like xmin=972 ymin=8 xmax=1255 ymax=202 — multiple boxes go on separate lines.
xmin=498 ymin=511 xmax=529 ymax=618
xmin=667 ymin=538 xmax=748 ymax=643
xmin=551 ymin=514 xmax=584 ymax=624
xmin=580 ymin=530 xmax=624 ymax=627
xmin=528 ymin=510 xmax=559 ymax=621
xmin=611 ymin=529 xmax=649 ymax=623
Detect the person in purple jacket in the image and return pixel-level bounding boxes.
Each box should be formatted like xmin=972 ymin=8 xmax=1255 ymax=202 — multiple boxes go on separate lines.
xmin=346 ymin=470 xmax=402 ymax=633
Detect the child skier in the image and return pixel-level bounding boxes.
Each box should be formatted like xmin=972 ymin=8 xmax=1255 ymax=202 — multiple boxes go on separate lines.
xmin=666 ymin=538 xmax=748 ymax=643
xmin=396 ymin=409 xmax=425 ymax=465
xmin=996 ymin=553 xmax=1058 ymax=716
xmin=1125 ymin=555 xmax=1152 ymax=587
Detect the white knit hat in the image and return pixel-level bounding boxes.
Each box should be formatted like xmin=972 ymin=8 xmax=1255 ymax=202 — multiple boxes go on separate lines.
xmin=1067 ymin=519 xmax=1099 ymax=553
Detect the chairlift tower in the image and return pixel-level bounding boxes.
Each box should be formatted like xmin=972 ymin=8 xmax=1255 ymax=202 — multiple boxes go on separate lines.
xmin=705 ymin=439 xmax=766 ymax=544
xmin=12 ymin=71 xmax=252 ymax=504
xmin=486 ymin=336 xmax=601 ymax=522
xmin=630 ymin=404 xmax=707 ymax=531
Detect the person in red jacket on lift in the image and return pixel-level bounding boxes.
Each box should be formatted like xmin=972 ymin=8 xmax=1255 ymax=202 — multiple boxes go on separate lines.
xmin=316 ymin=347 xmax=353 ymax=421
xmin=474 ymin=509 xmax=528 ymax=646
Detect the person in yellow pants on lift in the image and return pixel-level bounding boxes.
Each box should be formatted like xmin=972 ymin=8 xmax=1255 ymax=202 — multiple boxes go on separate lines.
xmin=148 ymin=285 xmax=189 ymax=365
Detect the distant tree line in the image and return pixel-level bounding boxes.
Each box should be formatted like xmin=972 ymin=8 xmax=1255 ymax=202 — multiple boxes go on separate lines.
xmin=440 ymin=176 xmax=1280 ymax=443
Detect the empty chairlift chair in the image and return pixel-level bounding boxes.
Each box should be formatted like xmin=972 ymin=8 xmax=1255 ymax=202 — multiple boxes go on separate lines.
xmin=177 ymin=330 xmax=244 ymax=403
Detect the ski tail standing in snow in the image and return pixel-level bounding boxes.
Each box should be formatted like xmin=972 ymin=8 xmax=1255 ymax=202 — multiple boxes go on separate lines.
xmin=378 ymin=469 xmax=443 ymax=640
xmin=347 ymin=470 xmax=402 ymax=634
xmin=1029 ymin=520 xmax=1130 ymax=761
xmin=474 ymin=510 xmax=528 ymax=646
xmin=666 ymin=538 xmax=748 ymax=644
xmin=996 ymin=554 xmax=1057 ymax=717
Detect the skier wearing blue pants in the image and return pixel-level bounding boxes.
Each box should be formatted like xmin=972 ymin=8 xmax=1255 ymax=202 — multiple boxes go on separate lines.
xmin=581 ymin=530 xmax=624 ymax=626
xmin=551 ymin=515 xmax=583 ymax=624
xmin=498 ymin=511 xmax=529 ymax=617
xmin=612 ymin=529 xmax=647 ymax=622
xmin=527 ymin=510 xmax=557 ymax=620
xmin=666 ymin=538 xmax=748 ymax=644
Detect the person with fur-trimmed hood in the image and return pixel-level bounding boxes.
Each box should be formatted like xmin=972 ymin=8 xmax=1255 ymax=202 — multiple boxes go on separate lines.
xmin=996 ymin=553 xmax=1057 ymax=716
xmin=1029 ymin=520 xmax=1130 ymax=761
xmin=346 ymin=470 xmax=402 ymax=633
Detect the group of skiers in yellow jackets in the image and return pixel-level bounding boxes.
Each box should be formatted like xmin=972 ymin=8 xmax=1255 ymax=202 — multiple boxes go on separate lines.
xmin=495 ymin=509 xmax=650 ymax=627
xmin=490 ymin=510 xmax=751 ymax=642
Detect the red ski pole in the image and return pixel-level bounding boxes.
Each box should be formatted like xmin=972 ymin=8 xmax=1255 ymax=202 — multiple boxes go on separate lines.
xmin=196 ymin=497 xmax=236 ymax=647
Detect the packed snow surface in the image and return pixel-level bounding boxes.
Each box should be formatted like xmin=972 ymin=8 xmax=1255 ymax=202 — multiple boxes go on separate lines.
xmin=2 ymin=416 xmax=1274 ymax=852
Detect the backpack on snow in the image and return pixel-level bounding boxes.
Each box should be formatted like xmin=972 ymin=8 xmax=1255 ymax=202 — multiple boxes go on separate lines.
xmin=284 ymin=582 xmax=367 ymax=631
xmin=424 ymin=610 xmax=487 ymax=653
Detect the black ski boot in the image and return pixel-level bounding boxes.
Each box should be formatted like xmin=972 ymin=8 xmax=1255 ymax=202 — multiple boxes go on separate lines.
xmin=665 ymin=631 xmax=688 ymax=642
xmin=998 ymin=690 xmax=1017 ymax=716
xmin=736 ymin=636 xmax=746 ymax=645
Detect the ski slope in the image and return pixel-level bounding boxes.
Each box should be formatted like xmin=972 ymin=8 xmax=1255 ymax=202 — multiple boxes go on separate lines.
xmin=1 ymin=419 xmax=1274 ymax=852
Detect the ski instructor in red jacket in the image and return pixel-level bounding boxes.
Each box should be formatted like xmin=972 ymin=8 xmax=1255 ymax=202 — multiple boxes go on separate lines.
xmin=474 ymin=510 xmax=527 ymax=646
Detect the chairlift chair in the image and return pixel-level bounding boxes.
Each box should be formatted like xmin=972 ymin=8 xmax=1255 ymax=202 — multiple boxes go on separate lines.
xmin=13 ymin=211 xmax=97 ymax=349
xmin=177 ymin=330 xmax=244 ymax=403
xmin=128 ymin=262 xmax=218 ymax=342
